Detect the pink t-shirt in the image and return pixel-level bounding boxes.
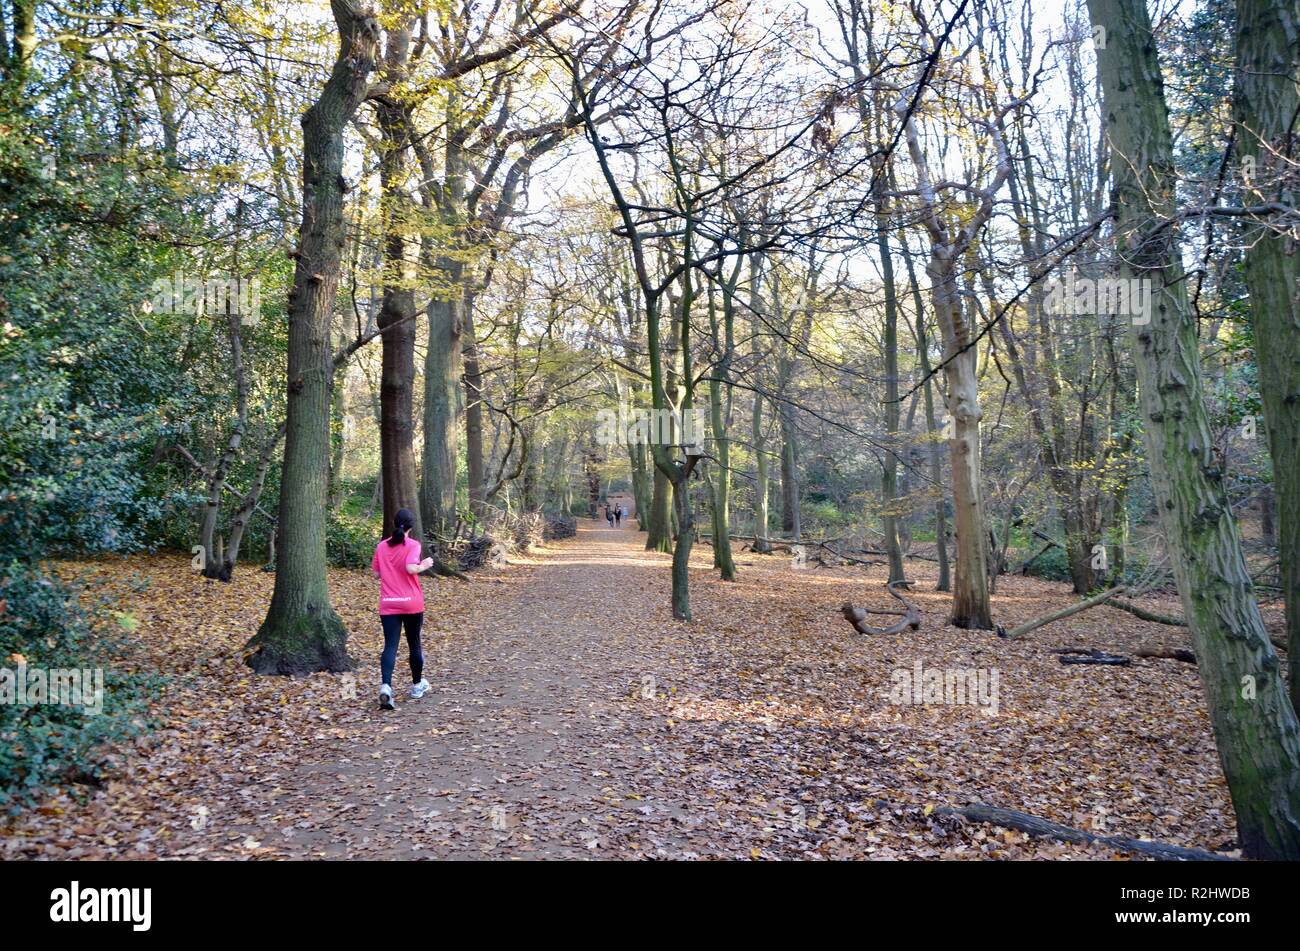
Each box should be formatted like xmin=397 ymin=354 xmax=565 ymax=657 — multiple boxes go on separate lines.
xmin=371 ymin=537 xmax=425 ymax=615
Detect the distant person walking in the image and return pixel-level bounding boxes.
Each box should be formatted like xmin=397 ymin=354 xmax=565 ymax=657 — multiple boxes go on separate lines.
xmin=606 ymin=506 xmax=615 ymax=528
xmin=371 ymin=508 xmax=433 ymax=710
xmin=614 ymin=505 xmax=622 ymax=527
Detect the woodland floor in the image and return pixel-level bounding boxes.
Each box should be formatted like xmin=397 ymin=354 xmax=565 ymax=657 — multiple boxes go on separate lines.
xmin=4 ymin=520 xmax=1272 ymax=860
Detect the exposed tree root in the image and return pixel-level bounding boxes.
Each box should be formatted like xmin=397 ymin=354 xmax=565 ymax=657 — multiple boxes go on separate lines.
xmin=841 ymin=580 xmax=921 ymax=635
xmin=935 ymin=803 xmax=1235 ymax=861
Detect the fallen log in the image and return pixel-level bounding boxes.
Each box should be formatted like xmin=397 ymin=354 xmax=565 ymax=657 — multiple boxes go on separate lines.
xmin=1105 ymin=596 xmax=1184 ymax=626
xmin=696 ymin=532 xmax=800 ymax=553
xmin=1056 ymin=648 xmax=1131 ymax=666
xmin=426 ymin=559 xmax=469 ymax=582
xmin=1106 ymin=596 xmax=1287 ymax=651
xmin=1134 ymin=646 xmax=1197 ymax=664
xmin=1001 ymin=585 xmax=1126 ymax=639
xmin=857 ymin=546 xmax=940 ymax=563
xmin=935 ymin=803 xmax=1235 ymax=861
xmin=1052 ymin=646 xmax=1197 ymax=665
xmin=816 ymin=541 xmax=883 ymax=569
xmin=841 ymin=580 xmax=921 ymax=635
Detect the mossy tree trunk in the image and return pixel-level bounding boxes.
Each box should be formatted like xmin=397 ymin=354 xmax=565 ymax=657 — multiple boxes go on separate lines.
xmin=374 ymin=12 xmax=422 ymax=543
xmin=1090 ymin=0 xmax=1300 ymax=858
xmin=1233 ymin=0 xmax=1300 ymax=711
xmin=645 ymin=462 xmax=672 ymax=550
xmin=246 ymin=0 xmax=378 ymax=675
xmin=417 ymin=94 xmax=465 ymax=545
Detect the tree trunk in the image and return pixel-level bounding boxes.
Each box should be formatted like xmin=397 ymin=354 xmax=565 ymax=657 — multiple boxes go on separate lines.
xmin=419 ymin=95 xmax=465 ymax=545
xmin=872 ymin=146 xmax=905 ymax=582
xmin=377 ymin=276 xmax=420 ymax=539
xmin=1234 ymin=0 xmax=1300 ymax=712
xmin=778 ymin=402 xmax=800 ymax=540
xmin=772 ymin=260 xmax=812 ymax=543
xmin=879 ymin=222 xmax=905 ymax=584
xmin=932 ymin=259 xmax=992 ymax=628
xmin=646 ymin=446 xmax=672 ymax=551
xmin=375 ymin=53 xmax=422 ymax=541
xmin=752 ymin=391 xmax=771 ymax=553
xmin=584 ymin=442 xmax=601 ymax=518
xmin=8 ymin=0 xmax=36 ymax=82
xmin=707 ymin=277 xmax=737 ymax=580
xmin=1063 ymin=508 xmax=1097 ymax=594
xmin=708 ymin=372 xmax=736 ymax=579
xmin=671 ymin=473 xmax=696 ymax=619
xmin=246 ymin=0 xmax=377 ymax=675
xmin=223 ymin=427 xmax=283 ymax=576
xmin=198 ymin=413 xmax=244 ymax=578
xmin=1261 ymin=484 xmax=1275 ymax=546
xmin=1090 ymin=0 xmax=1300 ymax=859
xmin=897 ymin=73 xmax=1008 ymax=627
xmin=901 ymin=238 xmax=949 ymax=590
xmin=628 ymin=438 xmax=651 ymax=531
xmin=421 ymin=293 xmax=461 ymax=541
xmin=523 ymin=433 xmax=542 ymax=511
xmin=328 ymin=366 xmax=348 ymax=511
xmin=463 ymin=288 xmax=488 ymax=515
xmin=200 ymin=202 xmax=251 ymax=579
xmin=749 ymin=254 xmax=772 ymax=553
xmin=842 ymin=0 xmax=905 ymax=581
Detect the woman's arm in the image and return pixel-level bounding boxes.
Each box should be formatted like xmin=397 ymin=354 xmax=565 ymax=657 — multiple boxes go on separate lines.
xmin=406 ymin=557 xmax=434 ymax=574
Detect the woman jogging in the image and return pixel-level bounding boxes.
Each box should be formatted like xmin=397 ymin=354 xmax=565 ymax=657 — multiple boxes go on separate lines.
xmin=371 ymin=508 xmax=434 ymax=710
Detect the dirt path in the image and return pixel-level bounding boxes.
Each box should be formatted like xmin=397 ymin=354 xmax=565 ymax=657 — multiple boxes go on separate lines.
xmin=6 ymin=520 xmax=1242 ymax=860
xmin=268 ymin=520 xmax=698 ymax=858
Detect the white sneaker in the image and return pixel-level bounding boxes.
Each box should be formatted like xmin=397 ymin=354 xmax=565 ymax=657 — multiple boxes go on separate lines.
xmin=379 ymin=684 xmax=397 ymax=710
xmin=410 ymin=679 xmax=430 ymax=700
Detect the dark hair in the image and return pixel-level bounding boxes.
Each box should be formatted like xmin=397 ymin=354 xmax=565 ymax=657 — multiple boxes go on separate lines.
xmin=388 ymin=508 xmax=416 ymax=547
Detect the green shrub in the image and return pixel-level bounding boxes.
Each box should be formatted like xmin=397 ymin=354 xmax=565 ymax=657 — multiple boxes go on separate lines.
xmin=0 ymin=108 xmax=170 ymax=812
xmin=1022 ymin=542 xmax=1152 ymax=588
xmin=803 ymin=499 xmax=852 ymax=534
xmin=327 ymin=511 xmax=380 ymax=569
xmin=0 ymin=563 xmax=158 ymax=813
xmin=1023 ymin=545 xmax=1072 ymax=583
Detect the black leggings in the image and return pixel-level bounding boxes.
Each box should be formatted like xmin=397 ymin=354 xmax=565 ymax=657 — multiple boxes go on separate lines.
xmin=380 ymin=612 xmax=424 ymax=687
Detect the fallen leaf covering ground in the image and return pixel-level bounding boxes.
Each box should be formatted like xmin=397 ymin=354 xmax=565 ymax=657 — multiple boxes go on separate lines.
xmin=3 ymin=520 xmax=1266 ymax=860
